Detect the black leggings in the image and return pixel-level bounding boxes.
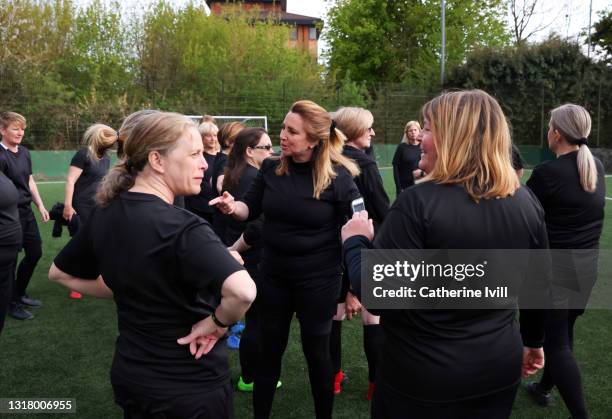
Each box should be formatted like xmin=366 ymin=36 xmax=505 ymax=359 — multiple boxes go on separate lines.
xmin=0 ymin=241 xmax=20 ymax=334
xmin=539 ymin=309 xmax=588 ymax=419
xmin=372 ymin=383 xmax=518 ymax=419
xmin=239 ymin=266 xmax=262 ymax=384
xmin=13 ymin=209 xmax=42 ymax=301
xmin=253 ymin=274 xmax=339 ymax=419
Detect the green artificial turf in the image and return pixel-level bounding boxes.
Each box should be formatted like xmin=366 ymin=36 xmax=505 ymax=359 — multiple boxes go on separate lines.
xmin=1 ymin=175 xmax=611 ymax=419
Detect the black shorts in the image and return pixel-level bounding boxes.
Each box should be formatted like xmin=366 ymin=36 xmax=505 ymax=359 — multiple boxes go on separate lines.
xmin=258 ymin=272 xmax=342 ymax=335
xmin=113 ymin=379 xmax=233 ymax=419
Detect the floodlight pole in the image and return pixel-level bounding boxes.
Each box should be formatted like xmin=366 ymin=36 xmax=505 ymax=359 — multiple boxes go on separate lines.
xmin=441 ymin=0 xmax=446 ymax=86
xmin=587 ymin=0 xmax=593 ymax=58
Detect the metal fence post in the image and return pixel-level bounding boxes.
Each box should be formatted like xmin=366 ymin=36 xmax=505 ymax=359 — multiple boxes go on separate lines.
xmin=597 ymin=78 xmax=601 ymax=147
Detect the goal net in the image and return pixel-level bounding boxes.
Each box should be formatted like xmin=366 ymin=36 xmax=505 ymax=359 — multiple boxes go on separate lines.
xmin=185 ymin=115 xmax=268 ymax=131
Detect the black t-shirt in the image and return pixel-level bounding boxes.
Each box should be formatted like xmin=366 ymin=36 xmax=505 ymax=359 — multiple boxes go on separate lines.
xmin=243 ymin=158 xmax=360 ymax=279
xmin=0 ymin=144 xmax=32 ymax=209
xmin=527 ymin=151 xmax=605 ymax=249
xmin=185 ymin=153 xmax=217 ymax=216
xmin=70 ymin=148 xmax=111 ymax=207
xmin=370 ymin=182 xmax=549 ymax=402
xmin=343 ymin=145 xmax=389 ymax=225
xmin=392 ymin=142 xmax=421 ymax=193
xmin=54 ymin=192 xmax=244 ymax=395
xmin=0 ymin=171 xmax=21 ymax=244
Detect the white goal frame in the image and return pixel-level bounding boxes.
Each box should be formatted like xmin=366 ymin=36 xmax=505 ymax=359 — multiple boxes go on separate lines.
xmin=186 ymin=115 xmax=268 ymax=132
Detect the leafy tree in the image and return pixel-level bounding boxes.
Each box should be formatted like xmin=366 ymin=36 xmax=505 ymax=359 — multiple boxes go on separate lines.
xmin=590 ymin=9 xmax=612 ymax=63
xmin=446 ymin=37 xmax=612 ymax=147
xmin=325 ymin=0 xmax=510 ymax=87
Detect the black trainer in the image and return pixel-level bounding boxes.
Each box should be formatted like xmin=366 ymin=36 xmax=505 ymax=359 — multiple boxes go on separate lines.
xmin=20 ymin=294 xmax=42 ymax=307
xmin=526 ymin=382 xmax=552 ymax=406
xmin=8 ymin=303 xmax=34 ymax=320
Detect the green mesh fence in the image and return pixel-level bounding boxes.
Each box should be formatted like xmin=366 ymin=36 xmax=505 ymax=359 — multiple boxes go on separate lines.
xmin=371 ymin=144 xmax=553 ymax=169
xmin=30 ymin=146 xmax=553 ymax=180
xmin=30 ymin=151 xmax=118 ymax=180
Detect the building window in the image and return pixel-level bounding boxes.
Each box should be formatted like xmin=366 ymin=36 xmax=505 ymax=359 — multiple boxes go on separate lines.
xmin=290 ymin=27 xmax=298 ymax=40
xmin=309 ymin=27 xmax=317 ymax=40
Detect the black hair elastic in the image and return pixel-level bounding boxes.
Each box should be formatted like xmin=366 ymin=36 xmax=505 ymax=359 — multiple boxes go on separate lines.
xmin=125 ymin=159 xmax=135 ymax=172
xmin=575 ymin=138 xmax=588 ymax=146
xmin=330 ymin=120 xmax=336 ymax=135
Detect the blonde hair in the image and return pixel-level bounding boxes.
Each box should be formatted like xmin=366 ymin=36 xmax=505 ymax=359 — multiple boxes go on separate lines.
xmin=97 ymin=112 xmax=197 ymax=206
xmin=0 ymin=111 xmax=26 ymax=129
xmin=117 ymin=110 xmax=160 ymax=159
xmin=199 ymin=121 xmax=220 ymax=153
xmin=333 ymin=107 xmax=373 ymax=142
xmin=218 ymin=122 xmax=245 ymax=150
xmin=402 ymin=120 xmax=421 ymax=143
xmin=84 ymin=124 xmax=118 ymax=161
xmin=550 ymin=104 xmax=597 ymax=193
xmin=421 ymin=90 xmax=519 ymax=202
xmin=276 ymin=100 xmax=359 ymax=199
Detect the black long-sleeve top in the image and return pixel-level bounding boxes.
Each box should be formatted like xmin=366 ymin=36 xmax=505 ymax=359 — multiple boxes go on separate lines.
xmin=392 ymin=142 xmax=421 ymax=194
xmin=343 ymin=145 xmax=389 ymax=225
xmin=242 ymin=158 xmax=360 ymax=280
xmin=527 ymin=151 xmax=605 ymax=249
xmin=343 ymin=182 xmax=550 ymax=402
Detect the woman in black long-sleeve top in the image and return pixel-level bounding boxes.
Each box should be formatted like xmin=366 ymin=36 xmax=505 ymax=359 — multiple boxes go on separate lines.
xmin=211 ymin=100 xmax=360 ymax=419
xmin=392 ymin=120 xmax=423 ymax=195
xmin=332 ymin=106 xmax=390 ymax=399
xmin=341 ymin=90 xmax=549 ymax=419
xmin=525 ymin=104 xmax=605 ymax=419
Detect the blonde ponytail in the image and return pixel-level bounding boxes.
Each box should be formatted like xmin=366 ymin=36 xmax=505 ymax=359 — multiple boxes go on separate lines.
xmin=576 ymin=145 xmax=597 ymax=192
xmin=96 ymin=162 xmax=136 ymax=207
xmin=550 ymin=104 xmax=597 ymax=193
xmin=84 ymin=124 xmax=118 ymax=161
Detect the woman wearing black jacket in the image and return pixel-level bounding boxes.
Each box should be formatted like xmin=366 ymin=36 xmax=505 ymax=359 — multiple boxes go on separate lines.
xmin=49 ymin=112 xmax=255 ymax=418
xmin=332 ymin=106 xmax=390 ymax=400
xmin=211 ymin=100 xmax=360 ymax=419
xmin=525 ymin=104 xmax=605 ymax=419
xmin=341 ymin=90 xmax=549 ymax=418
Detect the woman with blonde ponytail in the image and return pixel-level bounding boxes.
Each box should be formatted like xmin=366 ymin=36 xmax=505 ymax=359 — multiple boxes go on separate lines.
xmin=63 ymin=123 xmax=117 ymax=299
xmin=526 ymin=104 xmax=605 ymax=418
xmin=63 ymin=124 xmax=117 ymax=226
xmin=211 ymin=100 xmax=360 ymax=419
xmin=50 ymin=111 xmax=255 ymax=418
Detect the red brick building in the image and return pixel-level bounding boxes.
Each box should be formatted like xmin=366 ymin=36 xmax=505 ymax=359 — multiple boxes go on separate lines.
xmin=206 ymin=0 xmax=322 ymax=58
